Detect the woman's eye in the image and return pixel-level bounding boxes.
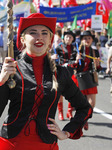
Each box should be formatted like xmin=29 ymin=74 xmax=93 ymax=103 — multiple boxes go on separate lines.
xmin=42 ymin=32 xmax=48 ymax=35
xmin=30 ymin=32 xmax=36 ymax=35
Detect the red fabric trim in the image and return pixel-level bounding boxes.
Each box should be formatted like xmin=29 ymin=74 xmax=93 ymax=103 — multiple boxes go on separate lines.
xmin=3 ymin=65 xmax=24 ymax=126
xmin=68 ymin=107 xmax=92 ymax=139
xmin=71 ymin=74 xmax=79 ymax=87
xmin=83 ymin=108 xmax=93 ymax=121
xmin=69 ymin=128 xmax=83 ymax=139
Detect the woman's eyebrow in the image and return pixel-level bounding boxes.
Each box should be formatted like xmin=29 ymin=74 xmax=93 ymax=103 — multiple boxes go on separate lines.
xmin=29 ymin=29 xmax=48 ymax=32
xmin=29 ymin=29 xmax=37 ymax=32
xmin=41 ymin=30 xmax=48 ymax=32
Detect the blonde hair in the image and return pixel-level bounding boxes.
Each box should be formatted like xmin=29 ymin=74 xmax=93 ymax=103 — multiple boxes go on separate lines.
xmin=47 ymin=52 xmax=58 ymax=91
xmin=20 ymin=27 xmax=58 ymax=91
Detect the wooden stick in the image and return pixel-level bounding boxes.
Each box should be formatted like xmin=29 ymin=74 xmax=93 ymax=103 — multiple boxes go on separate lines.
xmin=7 ymin=0 xmax=16 ymax=89
xmin=7 ymin=0 xmax=14 ymax=58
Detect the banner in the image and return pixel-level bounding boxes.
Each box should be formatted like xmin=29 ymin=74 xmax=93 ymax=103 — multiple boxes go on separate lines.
xmin=40 ymin=2 xmax=96 ymax=22
xmin=0 ymin=5 xmax=7 ymax=24
xmin=0 ymin=1 xmax=30 ymax=25
xmin=13 ymin=1 xmax=30 ymax=17
xmin=91 ymin=15 xmax=103 ymax=32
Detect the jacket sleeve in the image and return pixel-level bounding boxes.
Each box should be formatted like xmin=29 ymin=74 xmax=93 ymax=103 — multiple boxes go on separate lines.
xmin=61 ymin=67 xmax=93 ymax=139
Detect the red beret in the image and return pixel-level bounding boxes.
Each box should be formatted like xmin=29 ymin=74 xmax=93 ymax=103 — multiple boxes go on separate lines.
xmin=17 ymin=13 xmax=57 ymax=50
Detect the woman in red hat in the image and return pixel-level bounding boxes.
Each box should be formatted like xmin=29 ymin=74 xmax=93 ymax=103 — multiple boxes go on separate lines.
xmin=73 ymin=30 xmax=101 ymax=130
xmin=0 ymin=13 xmax=92 ymax=150
xmin=55 ymin=30 xmax=78 ymax=121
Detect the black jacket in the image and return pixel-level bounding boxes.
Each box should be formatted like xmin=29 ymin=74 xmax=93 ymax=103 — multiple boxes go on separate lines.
xmin=0 ymin=54 xmax=92 ymax=144
xmin=56 ymin=43 xmax=77 ymax=65
xmin=74 ymin=46 xmax=101 ymax=73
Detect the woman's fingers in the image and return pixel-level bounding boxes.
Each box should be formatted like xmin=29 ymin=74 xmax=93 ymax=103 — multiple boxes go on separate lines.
xmin=4 ymin=57 xmax=14 ymax=63
xmin=47 ymin=118 xmax=68 ymax=140
xmin=0 ymin=57 xmax=17 ymax=86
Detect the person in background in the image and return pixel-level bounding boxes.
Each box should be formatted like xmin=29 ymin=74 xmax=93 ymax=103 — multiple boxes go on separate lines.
xmin=73 ymin=30 xmax=101 ymax=131
xmin=105 ymin=37 xmax=112 ymax=49
xmin=106 ymin=46 xmax=112 ymax=93
xmin=55 ymin=30 xmax=78 ymax=121
xmin=72 ymin=29 xmax=81 ymax=48
xmin=99 ymin=28 xmax=108 ymax=47
xmin=91 ymin=30 xmax=99 ymax=47
xmin=0 ymin=13 xmax=92 ymax=150
xmin=54 ymin=29 xmax=62 ymax=49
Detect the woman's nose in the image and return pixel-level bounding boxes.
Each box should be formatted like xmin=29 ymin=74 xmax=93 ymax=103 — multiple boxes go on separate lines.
xmin=36 ymin=33 xmax=42 ymax=39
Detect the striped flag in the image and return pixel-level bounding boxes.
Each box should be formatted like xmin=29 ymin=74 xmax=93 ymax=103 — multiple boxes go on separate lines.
xmin=33 ymin=0 xmax=40 ymax=12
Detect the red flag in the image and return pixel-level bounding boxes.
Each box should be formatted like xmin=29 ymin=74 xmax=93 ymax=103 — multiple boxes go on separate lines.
xmin=48 ymin=0 xmax=53 ymax=7
xmin=87 ymin=0 xmax=92 ymax=4
xmin=96 ymin=2 xmax=109 ymax=24
xmin=65 ymin=0 xmax=78 ymax=7
xmin=86 ymin=19 xmax=91 ymax=28
xmin=58 ymin=23 xmax=64 ymax=28
xmin=81 ymin=20 xmax=86 ymax=30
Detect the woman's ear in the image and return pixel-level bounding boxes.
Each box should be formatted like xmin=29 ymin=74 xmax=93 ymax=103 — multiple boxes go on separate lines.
xmin=20 ymin=37 xmax=26 ymax=49
xmin=20 ymin=37 xmax=25 ymax=45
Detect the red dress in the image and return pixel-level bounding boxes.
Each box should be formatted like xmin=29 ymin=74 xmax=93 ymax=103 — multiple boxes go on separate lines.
xmin=8 ymin=53 xmax=59 ymax=150
xmin=81 ymin=47 xmax=98 ymax=95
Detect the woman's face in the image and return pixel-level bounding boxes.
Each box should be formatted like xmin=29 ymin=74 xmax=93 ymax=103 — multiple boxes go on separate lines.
xmin=21 ymin=25 xmax=52 ymax=56
xmin=64 ymin=34 xmax=74 ymax=45
xmin=82 ymin=36 xmax=93 ymax=47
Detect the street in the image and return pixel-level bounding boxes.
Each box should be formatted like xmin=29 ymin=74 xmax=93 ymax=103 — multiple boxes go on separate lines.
xmin=0 ymin=77 xmax=112 ymax=150
xmin=57 ymin=77 xmax=112 ymax=150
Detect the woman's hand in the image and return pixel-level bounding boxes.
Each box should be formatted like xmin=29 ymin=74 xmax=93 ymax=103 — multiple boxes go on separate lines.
xmin=0 ymin=57 xmax=17 ymax=86
xmin=51 ymin=54 xmax=58 ymax=60
xmin=94 ymin=57 xmax=100 ymax=67
xmin=47 ymin=118 xmax=70 ymax=140
xmin=106 ymin=68 xmax=110 ymax=74
xmin=75 ymin=53 xmax=81 ymax=64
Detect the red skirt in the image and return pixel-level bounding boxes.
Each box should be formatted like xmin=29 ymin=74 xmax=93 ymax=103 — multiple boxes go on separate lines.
xmin=8 ymin=120 xmax=59 ymax=150
xmin=81 ymin=86 xmax=98 ymax=95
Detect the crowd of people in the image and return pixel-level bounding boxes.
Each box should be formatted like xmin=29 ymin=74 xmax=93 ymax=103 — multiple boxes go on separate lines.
xmin=51 ymin=21 xmax=112 ymax=129
xmin=0 ymin=12 xmax=112 ymax=150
